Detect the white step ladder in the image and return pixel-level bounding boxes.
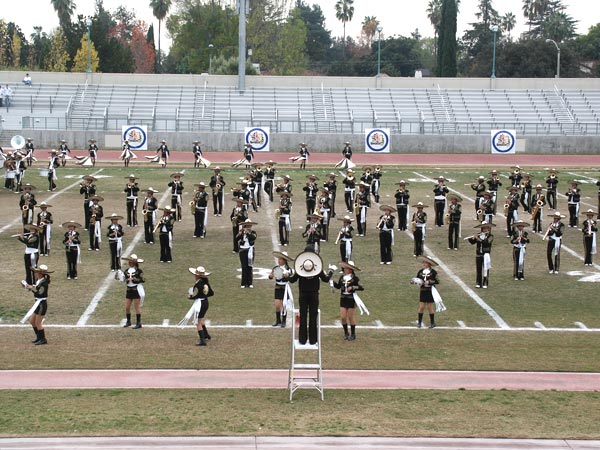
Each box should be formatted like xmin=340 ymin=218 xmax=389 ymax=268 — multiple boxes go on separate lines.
xmin=289 ymin=308 xmax=323 ymax=401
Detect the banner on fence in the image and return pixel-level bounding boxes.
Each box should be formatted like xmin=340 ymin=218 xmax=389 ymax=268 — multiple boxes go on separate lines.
xmin=122 ymin=125 xmax=148 ymax=150
xmin=364 ymin=128 xmax=391 ymax=153
xmin=491 ymin=129 xmax=516 ymax=154
xmin=244 ymin=127 xmax=270 ymax=152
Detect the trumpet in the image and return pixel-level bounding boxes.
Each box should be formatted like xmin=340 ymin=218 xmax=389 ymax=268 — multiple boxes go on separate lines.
xmin=153 ymin=216 xmax=167 ymax=233
xmin=189 ymin=200 xmax=195 ymax=215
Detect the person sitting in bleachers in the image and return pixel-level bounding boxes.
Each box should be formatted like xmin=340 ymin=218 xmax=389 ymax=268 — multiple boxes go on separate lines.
xmin=22 ymin=73 xmax=32 ymax=87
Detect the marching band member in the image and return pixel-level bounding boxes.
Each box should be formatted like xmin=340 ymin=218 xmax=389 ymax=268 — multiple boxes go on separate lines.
xmin=17 ymin=224 xmax=40 ymax=285
xmin=168 ymin=172 xmax=184 ymax=221
xmin=411 ymin=202 xmax=428 ymax=257
xmin=268 ymin=251 xmax=294 ymax=328
xmin=566 ymin=180 xmax=581 ymax=227
xmin=355 ymin=182 xmax=370 ymax=236
xmin=192 ymin=141 xmax=203 ymax=168
xmin=360 ymin=166 xmax=373 ymax=198
xmin=251 ymin=163 xmax=263 ymax=207
xmin=237 ymin=179 xmax=253 ymax=211
xmin=62 ymin=221 xmax=81 ymax=280
xmin=467 ymin=221 xmax=495 ymax=288
xmin=303 ymin=213 xmax=324 ymax=254
xmin=156 ymin=139 xmax=169 ymax=167
xmin=157 ymin=207 xmax=175 ymax=263
xmin=120 ymin=140 xmax=134 ymax=167
xmin=184 ymin=266 xmax=214 ymax=346
xmin=80 ymin=175 xmax=97 ymax=230
xmin=394 ymin=180 xmax=410 ymax=231
xmin=511 ymin=220 xmax=530 ymax=280
xmin=318 ymin=188 xmax=332 ymax=241
xmin=25 ymin=137 xmax=35 ymax=167
xmin=120 ymin=254 xmax=145 ymax=329
xmin=371 ymin=165 xmax=383 ymax=203
xmin=415 ymin=256 xmax=440 ymax=329
xmin=275 ymin=174 xmax=293 ymax=196
xmin=342 ymin=169 xmax=356 ymax=213
xmin=19 ymin=183 xmax=37 ymax=227
xmin=342 ymin=141 xmax=352 ymax=162
xmin=230 ymin=198 xmax=248 ymax=253
xmin=245 ymin=173 xmax=259 ymax=213
xmin=47 ymin=149 xmax=59 ymax=191
xmin=324 ymin=173 xmax=338 ymax=218
xmin=193 ymin=182 xmax=209 ymax=238
xmin=336 ymin=215 xmax=354 ymax=263
xmin=433 ymin=176 xmax=449 ymax=227
xmin=88 ymin=195 xmax=104 ymax=251
xmin=88 ymin=139 xmax=98 ymax=167
xmin=298 ymin=143 xmax=310 ymax=169
xmin=237 ymin=219 xmax=257 ymax=288
xmin=58 ymin=140 xmax=70 ymax=167
xmin=480 ymin=191 xmax=494 ymax=224
xmin=581 ymin=209 xmax=597 ymax=266
xmin=22 ymin=264 xmax=53 ymax=345
xmin=546 ymin=169 xmax=559 ymax=210
xmin=470 ymin=176 xmax=486 ymax=212
xmin=333 ymin=260 xmax=365 ymax=341
xmin=262 ymin=161 xmax=276 ymax=202
xmin=447 ymin=193 xmax=462 ymax=250
xmin=486 ymin=170 xmax=502 ymax=215
xmin=509 ymin=165 xmax=523 ymax=188
xmin=243 ymin=143 xmax=254 ymax=169
xmin=107 ymin=214 xmax=124 ymax=272
xmin=278 ymin=192 xmax=292 ymax=246
xmin=209 ymin=166 xmax=226 ymax=216
xmin=596 ymin=179 xmax=600 ymax=214
xmin=545 ymin=211 xmax=565 ymax=274
xmin=377 ymin=205 xmax=396 ymax=264
xmin=3 ymin=152 xmax=16 ymax=190
xmin=142 ymin=188 xmax=159 ymax=244
xmin=124 ymin=174 xmax=140 ymax=227
xmin=531 ymin=185 xmax=546 ymax=233
xmin=14 ymin=153 xmax=26 ymax=192
xmin=520 ymin=173 xmax=533 ymax=213
xmin=36 ymin=202 xmax=53 ymax=256
xmin=303 ymin=174 xmax=319 ymax=217
xmin=505 ymin=186 xmax=520 ymax=237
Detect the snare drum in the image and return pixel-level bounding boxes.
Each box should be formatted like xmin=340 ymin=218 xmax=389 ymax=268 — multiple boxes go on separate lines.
xmin=5 ymin=170 xmax=15 ymax=179
xmin=39 ymin=169 xmax=49 ymax=177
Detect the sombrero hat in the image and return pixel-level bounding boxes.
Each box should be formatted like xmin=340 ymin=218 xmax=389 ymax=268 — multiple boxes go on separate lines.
xmin=89 ymin=139 xmax=97 ymax=143
xmin=62 ymin=221 xmax=82 ymax=228
xmin=280 ymin=191 xmax=293 ymax=198
xmin=32 ymin=264 xmax=54 ymax=274
xmin=125 ymin=174 xmax=137 ymax=179
xmin=159 ymin=206 xmax=174 ymax=212
xmin=338 ymin=215 xmax=354 ymax=222
xmin=273 ymin=251 xmax=293 ymax=262
xmin=568 ymin=180 xmax=580 ymax=185
xmin=548 ymin=168 xmax=559 ymax=173
xmin=90 ymin=196 xmax=104 ymax=202
xmin=512 ymin=220 xmax=530 ymax=227
xmin=265 ymin=160 xmax=277 ymax=165
xmin=251 ymin=162 xmax=263 ymax=168
xmin=328 ymin=172 xmax=338 ymax=177
xmin=36 ymin=202 xmax=52 ymax=208
xmin=535 ymin=184 xmax=544 ymax=189
xmin=413 ymin=202 xmax=428 ymax=208
xmin=282 ymin=175 xmax=293 ymax=180
xmin=362 ymin=166 xmax=373 ymax=172
xmin=396 ymin=180 xmax=409 ymax=185
xmin=447 ymin=193 xmax=463 ymax=202
xmin=170 ymin=172 xmax=184 ymax=178
xmin=473 ymin=221 xmax=496 ymax=228
xmin=436 ymin=176 xmax=448 ymax=182
xmin=108 ymin=213 xmax=123 ymax=220
xmin=294 ymin=251 xmax=324 ymax=278
xmin=307 ymin=212 xmax=323 ymax=219
xmin=161 ymin=140 xmax=167 ymax=143
xmin=121 ymin=254 xmax=144 ymax=263
xmin=22 ymin=183 xmax=36 ymax=190
xmin=379 ymin=204 xmax=397 ymax=213
xmin=214 ymin=166 xmax=222 ymax=171
xmin=82 ymin=176 xmax=97 ymax=182
xmin=194 ymin=182 xmax=206 ymax=188
xmin=306 ymin=174 xmax=319 ymax=180
xmin=241 ymin=219 xmax=257 ymax=226
xmin=417 ymin=255 xmax=439 ymax=267
xmin=582 ymin=209 xmax=597 ymax=216
xmin=339 ymin=260 xmax=361 ymax=272
xmin=145 ymin=187 xmax=159 ymax=193
xmin=188 ymin=266 xmax=211 ymax=277
xmin=24 ymin=224 xmax=42 ymax=232
xmin=548 ymin=211 xmax=566 ymax=219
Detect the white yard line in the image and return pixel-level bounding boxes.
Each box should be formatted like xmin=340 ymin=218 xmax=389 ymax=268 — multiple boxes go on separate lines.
xmin=0 ymin=168 xmax=104 ymax=235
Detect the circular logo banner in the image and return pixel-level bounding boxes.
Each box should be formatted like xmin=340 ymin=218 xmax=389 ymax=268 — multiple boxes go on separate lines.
xmin=491 ymin=130 xmax=516 ymax=154
xmin=245 ymin=127 xmax=270 ymax=152
xmin=122 ymin=126 xmax=148 ymax=150
xmin=365 ymin=128 xmax=390 ymax=153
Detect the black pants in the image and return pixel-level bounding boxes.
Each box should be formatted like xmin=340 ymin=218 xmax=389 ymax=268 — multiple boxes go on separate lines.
xmin=89 ymin=223 xmax=100 ymax=250
xmin=513 ymin=247 xmax=525 ymax=279
xmin=83 ymin=202 xmax=90 ymax=229
xmin=413 ymin=228 xmax=424 ymax=256
xmin=126 ymin=199 xmax=137 ymax=226
xmin=264 ymin=180 xmax=273 ymax=202
xmin=532 ymin=211 xmax=542 ymax=233
xmin=239 ymin=248 xmax=253 ymax=287
xmin=144 ymin=215 xmax=154 ymax=243
xmin=278 ymin=220 xmax=289 ymax=245
xmin=379 ymin=231 xmax=393 ymax=263
xmin=306 ymin=198 xmax=316 ymax=216
xmin=547 ymin=190 xmax=556 ymax=209
xmin=584 ymin=235 xmax=594 ymax=265
xmin=212 ymin=192 xmax=223 ymax=215
xmin=475 ymin=254 xmax=489 ymax=287
xmin=194 ymin=209 xmax=207 ymax=237
xmin=109 ymin=240 xmax=121 ymax=271
xmin=47 ymin=173 xmax=56 ymax=191
xmin=299 ymin=291 xmax=319 ymax=345
xmin=547 ymin=240 xmax=560 ymax=271
xmin=23 ymin=252 xmax=38 ymax=285
xmin=66 ymin=248 xmax=78 ymax=278
xmin=506 ymin=210 xmax=517 ymax=235
xmin=171 ymin=196 xmax=181 ymax=221
xmin=160 ymin=232 xmax=172 ymax=262
xmin=434 ymin=200 xmax=445 ymax=226
xmin=232 ymin=228 xmax=239 ymax=252
xmin=340 ymin=240 xmax=352 ymax=262
xmin=255 ymin=185 xmax=261 ymax=207
xmin=397 ymin=206 xmax=407 ymax=230
xmin=568 ymin=204 xmax=578 ymax=227
xmin=520 ymin=192 xmax=531 ymax=212
xmin=448 ymin=222 xmax=460 ymax=249
xmin=344 ymin=191 xmax=354 ymax=212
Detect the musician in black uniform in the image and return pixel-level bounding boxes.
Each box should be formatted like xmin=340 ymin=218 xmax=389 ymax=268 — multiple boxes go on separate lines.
xmin=520 ymin=173 xmax=533 ymax=213
xmin=88 ymin=139 xmax=98 ymax=167
xmin=355 ymin=182 xmax=370 ymax=236
xmin=185 ymin=266 xmax=214 ymax=346
xmin=412 ymin=202 xmax=428 ymax=257
xmin=480 ymin=191 xmax=495 ymax=224
xmin=275 ymin=174 xmax=293 ymax=197
xmin=505 ymin=186 xmax=520 ymax=236
xmin=142 ymin=188 xmax=159 ymax=244
xmin=156 ymin=139 xmax=169 ymax=167
xmin=124 ymin=175 xmax=140 ymax=227
xmin=467 ymin=222 xmax=494 ymax=288
xmin=230 ymin=198 xmax=248 ymax=252
xmin=324 ymin=172 xmax=338 ymax=218
xmin=371 ymin=166 xmax=383 ymax=203
xmin=251 ymin=163 xmax=263 ymax=207
xmin=193 ymin=182 xmax=209 ymax=238
xmin=360 ymin=167 xmax=373 ymax=198
xmin=14 ymin=153 xmax=26 ymax=192
xmin=23 ymin=264 xmax=53 ymax=345
xmin=394 ymin=180 xmax=410 ymax=231
xmin=336 ymin=215 xmax=354 ymax=262
xmin=48 ymin=149 xmax=59 ymax=191
xmin=333 ymin=261 xmax=364 ymax=340
xmin=120 ymin=254 xmax=145 ymax=329
xmin=470 ymin=176 xmax=486 ymax=212
xmin=168 ymin=173 xmax=184 ymax=221
xmin=486 ymin=170 xmax=502 ymax=215
xmin=209 ymin=166 xmax=226 ymax=216
xmin=243 ymin=144 xmax=254 ymax=169
xmin=303 ymin=213 xmax=324 ymax=254
xmin=342 ymin=141 xmax=352 ymax=161
xmin=582 ymin=209 xmax=597 ymax=266
xmin=545 ymin=211 xmax=565 ymax=274
xmin=298 ymin=143 xmax=310 ymax=170
xmin=236 ymin=219 xmax=257 ymax=288
xmin=120 ymin=140 xmax=134 ymax=167
xmin=565 ymin=181 xmax=581 ymax=227
xmin=157 ymin=207 xmax=175 ymax=263
xmin=192 ymin=141 xmax=203 ymax=168
xmin=447 ymin=194 xmax=462 ymax=250
xmin=80 ymin=176 xmax=96 ymax=230
xmin=511 ymin=220 xmax=530 ymax=280
xmin=509 ymin=166 xmax=523 ymax=188
xmin=245 ymin=174 xmax=258 ymax=213
xmin=88 ymin=196 xmax=104 ymax=251
xmin=546 ymin=169 xmax=559 ymax=210
xmin=318 ymin=188 xmax=332 ymax=241
xmin=377 ymin=205 xmax=396 ymax=264
xmin=107 ymin=214 xmax=124 ymax=272
xmin=268 ymin=251 xmax=294 ymax=328
xmin=19 ymin=183 xmax=37 ymax=227
xmin=62 ymin=221 xmax=81 ymax=280
xmin=278 ymin=192 xmax=292 ymax=246
xmin=303 ymin=174 xmax=319 ymax=217
xmin=433 ymin=176 xmax=449 ymax=227
xmin=25 ymin=138 xmax=35 ymax=167
xmin=531 ymin=185 xmax=546 ymax=233
xmin=263 ymin=161 xmax=276 ymax=202
xmin=415 ymin=256 xmax=440 ymax=329
xmin=342 ymin=169 xmax=356 ymax=213
xmin=58 ymin=140 xmax=70 ymax=167
xmin=36 ymin=202 xmax=53 ymax=256
xmin=17 ymin=224 xmax=40 ymax=285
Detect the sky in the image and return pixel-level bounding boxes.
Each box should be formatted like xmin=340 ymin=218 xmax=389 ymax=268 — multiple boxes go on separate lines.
xmin=1 ymin=0 xmax=598 ymax=53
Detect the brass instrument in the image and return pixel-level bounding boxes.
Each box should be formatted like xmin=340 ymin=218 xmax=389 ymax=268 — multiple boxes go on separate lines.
xmin=542 ymin=223 xmax=557 ymax=241
xmin=376 ymin=215 xmax=388 ymax=230
xmin=143 ymin=209 xmax=148 ymax=222
xmin=476 ymin=209 xmax=483 ymax=221
xmin=530 ymin=200 xmax=543 ymax=220
xmin=153 ymin=216 xmax=166 ymax=233
xmin=444 ymin=213 xmax=450 ymax=225
xmin=520 ymin=181 xmax=526 ymax=189
xmin=275 ymin=208 xmax=281 ymax=220
xmin=503 ymin=196 xmax=510 ymax=210
xmin=89 ymin=206 xmax=98 ymax=226
xmin=411 ymin=220 xmax=417 ymax=232
xmin=212 ymin=183 xmax=222 ymax=194
xmin=189 ymin=200 xmax=196 ymax=215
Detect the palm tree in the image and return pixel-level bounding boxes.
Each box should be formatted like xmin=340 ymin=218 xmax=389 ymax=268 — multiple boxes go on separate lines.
xmin=149 ymin=0 xmax=172 ymax=72
xmin=50 ymin=0 xmax=76 ymax=29
xmin=426 ymin=0 xmax=443 ymax=41
xmin=502 ymin=12 xmax=517 ymax=40
xmin=335 ymin=0 xmax=354 ymax=58
xmin=361 ymin=15 xmax=379 ymax=47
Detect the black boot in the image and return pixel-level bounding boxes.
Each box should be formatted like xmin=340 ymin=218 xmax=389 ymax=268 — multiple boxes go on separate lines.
xmin=123 ymin=313 xmax=131 ymax=327
xmin=202 ymin=325 xmax=211 ymax=340
xmin=417 ymin=313 xmax=423 ymax=328
xmin=342 ymin=323 xmax=349 ymax=340
xmin=429 ymin=314 xmax=436 ymax=329
xmin=349 ymin=325 xmax=356 ymax=341
xmin=196 ymin=330 xmax=207 ymax=346
xmin=281 ymin=314 xmax=287 ymax=328
xmin=31 ymin=326 xmax=40 ymax=343
xmin=34 ymin=329 xmax=47 ymax=345
xmin=272 ymin=312 xmax=281 ymax=327
xmin=133 ymin=314 xmax=142 ymax=329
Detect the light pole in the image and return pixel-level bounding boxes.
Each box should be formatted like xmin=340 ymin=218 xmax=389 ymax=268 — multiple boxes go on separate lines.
xmin=86 ymin=17 xmax=92 ymax=74
xmin=545 ymin=39 xmax=561 ymax=78
xmin=490 ymin=24 xmax=498 ymax=79
xmin=208 ymin=44 xmax=214 ymax=74
xmin=376 ymin=26 xmax=383 ymax=77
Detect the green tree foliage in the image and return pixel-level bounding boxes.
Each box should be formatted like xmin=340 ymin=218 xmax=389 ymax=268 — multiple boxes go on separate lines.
xmin=495 ymin=38 xmax=580 ymax=77
xmin=437 ymin=0 xmax=457 ymax=76
xmin=50 ymin=0 xmax=76 ymax=30
xmin=502 ymin=12 xmax=517 ymax=40
xmin=361 ymin=16 xmax=379 ymax=48
xmin=46 ymin=28 xmax=70 ymax=72
xmin=90 ymin=2 xmax=135 ymax=73
xmin=335 ymin=0 xmax=354 ymax=58
xmin=11 ymin=31 xmax=22 ymax=68
xmin=211 ymin=54 xmax=257 ymax=75
xmin=149 ymin=0 xmax=172 ymax=71
xmin=293 ymin=1 xmax=331 ymax=72
xmin=71 ymin=35 xmax=100 ymax=72
xmin=524 ymin=0 xmax=577 ymax=42
xmin=29 ymin=27 xmax=52 ymax=70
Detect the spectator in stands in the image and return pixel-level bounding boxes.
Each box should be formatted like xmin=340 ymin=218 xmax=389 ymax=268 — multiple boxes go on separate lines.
xmin=0 ymin=85 xmax=5 ymax=106
xmin=22 ymin=73 xmax=32 ymax=87
xmin=4 ymin=85 xmax=12 ymax=106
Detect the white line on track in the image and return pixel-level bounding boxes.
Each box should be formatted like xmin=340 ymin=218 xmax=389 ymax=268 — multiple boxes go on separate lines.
xmin=0 ymin=168 xmax=104 ymax=235
xmin=77 ymin=172 xmax=181 ymax=326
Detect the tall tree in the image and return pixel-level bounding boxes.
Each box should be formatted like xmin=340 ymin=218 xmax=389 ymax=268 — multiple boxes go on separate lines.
xmin=335 ymin=0 xmax=354 ymax=58
xmin=130 ymin=21 xmax=156 ymax=73
xmin=50 ymin=0 xmax=76 ymax=29
xmin=427 ymin=0 xmax=443 ymax=43
xmin=149 ymin=0 xmax=172 ymax=71
xmin=437 ymin=0 xmax=457 ymax=76
xmin=11 ymin=30 xmax=22 ymax=68
xmin=361 ymin=16 xmax=379 ymax=48
xmin=524 ymin=0 xmax=577 ymax=41
xmin=46 ymin=27 xmax=70 ymax=72
xmin=72 ymin=34 xmax=100 ymax=72
xmin=293 ymin=1 xmax=331 ymax=72
xmin=30 ymin=26 xmax=52 ymax=70
xmin=502 ymin=12 xmax=516 ymax=40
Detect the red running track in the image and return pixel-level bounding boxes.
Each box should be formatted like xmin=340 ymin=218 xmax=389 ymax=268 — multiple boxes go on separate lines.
xmin=1 ymin=369 xmax=599 ymax=391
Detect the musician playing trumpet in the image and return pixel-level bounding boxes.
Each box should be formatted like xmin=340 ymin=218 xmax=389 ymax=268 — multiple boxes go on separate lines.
xmin=433 ymin=176 xmax=449 ymax=227
xmin=157 ymin=207 xmax=175 ymax=263
xmin=324 ymin=173 xmax=338 ymax=218
xmin=124 ymin=174 xmax=140 ymax=227
xmin=251 ymin=163 xmax=263 ymax=207
xmin=167 ymin=173 xmax=184 ymax=221
xmin=342 ymin=169 xmax=356 ymax=213
xmin=19 ymin=183 xmax=37 ymax=228
xmin=79 ymin=176 xmax=97 ymax=230
xmin=377 ymin=205 xmax=396 ymax=264
xmin=581 ymin=209 xmax=597 ymax=266
xmin=336 ymin=215 xmax=354 ymax=263
xmin=371 ymin=165 xmax=383 ymax=204
xmin=88 ymin=196 xmax=104 ymax=251
xmin=355 ymin=182 xmax=370 ymax=236
xmin=17 ymin=224 xmax=41 ymax=285
xmin=467 ymin=221 xmax=494 ymax=289
xmin=545 ymin=211 xmax=565 ymax=274
xmin=360 ymin=166 xmax=373 ymax=199
xmin=236 ymin=219 xmax=258 ymax=288
xmin=107 ymin=214 xmax=124 ymax=271
xmin=565 ymin=180 xmax=581 ymax=228
xmin=318 ymin=188 xmax=332 ymax=241
xmin=143 ymin=188 xmax=159 ymax=244
xmin=262 ymin=161 xmax=276 ymax=202
xmin=486 ymin=170 xmax=502 ymax=215
xmin=275 ymin=174 xmax=293 ymax=197
xmin=303 ymin=213 xmax=324 ymax=254
xmin=447 ymin=194 xmax=462 ymax=250
xmin=36 ymin=202 xmax=53 ymax=256
xmin=209 ymin=166 xmax=226 ymax=216
xmin=545 ymin=169 xmax=559 ymax=210
xmin=394 ymin=180 xmax=410 ymax=231
xmin=511 ymin=220 xmax=530 ymax=281
xmin=412 ymin=202 xmax=428 ymax=257
xmin=531 ymin=185 xmax=546 ymax=233
xmin=480 ymin=191 xmax=495 ymax=224
xmin=230 ymin=198 xmax=248 ymax=253
xmin=276 ymin=192 xmax=292 ymax=246
xmin=509 ymin=165 xmax=523 ymax=187
xmin=62 ymin=221 xmax=81 ymax=280
xmin=470 ymin=176 xmax=486 ymax=213
xmin=520 ymin=173 xmax=533 ymax=213
xmin=192 ymin=182 xmax=209 ymax=239
xmin=303 ymin=174 xmax=319 ymax=217
xmin=505 ymin=186 xmax=520 ymax=237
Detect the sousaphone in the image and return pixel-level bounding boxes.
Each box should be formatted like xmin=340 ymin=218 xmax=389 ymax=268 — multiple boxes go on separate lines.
xmin=11 ymin=135 xmax=26 ymax=150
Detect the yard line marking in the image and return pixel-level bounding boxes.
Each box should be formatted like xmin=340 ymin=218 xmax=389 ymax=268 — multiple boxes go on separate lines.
xmin=204 ymin=320 xmax=211 ymax=326
xmin=0 ymin=168 xmax=104 ymax=235
xmin=77 ymin=176 xmax=178 ymax=326
xmin=534 ymin=321 xmax=547 ymax=330
xmin=334 ymin=320 xmax=341 ymax=327
xmin=575 ymin=322 xmax=588 ymax=330
xmin=375 ymin=320 xmax=384 ymax=328
xmin=246 ymin=319 xmax=253 ymax=326
xmin=120 ymin=319 xmax=127 ymax=326
xmin=457 ymin=320 xmax=466 ymax=328
xmin=162 ymin=319 xmax=170 ymax=327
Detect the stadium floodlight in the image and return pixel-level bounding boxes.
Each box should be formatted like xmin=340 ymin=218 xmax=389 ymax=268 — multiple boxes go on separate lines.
xmin=208 ymin=44 xmax=214 ymax=74
xmin=490 ymin=25 xmax=499 ymax=79
xmin=377 ymin=26 xmax=383 ymax=78
xmin=86 ymin=17 xmax=92 ymax=75
xmin=545 ymin=39 xmax=561 ymax=79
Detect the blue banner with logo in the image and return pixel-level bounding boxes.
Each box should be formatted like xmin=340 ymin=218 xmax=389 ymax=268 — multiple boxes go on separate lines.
xmin=364 ymin=128 xmax=391 ymax=153
xmin=491 ymin=129 xmax=516 ymax=154
xmin=244 ymin=127 xmax=270 ymax=152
